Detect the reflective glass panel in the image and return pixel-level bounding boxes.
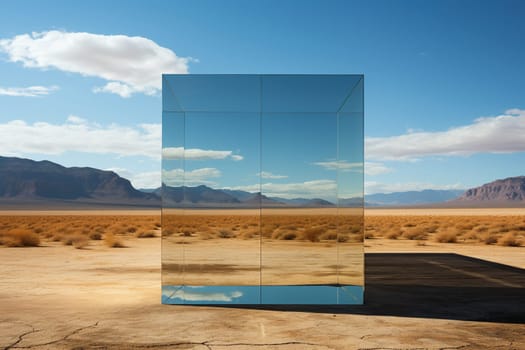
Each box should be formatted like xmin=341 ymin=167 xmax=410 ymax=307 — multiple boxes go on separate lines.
xmin=162 ymin=74 xmax=364 ymax=304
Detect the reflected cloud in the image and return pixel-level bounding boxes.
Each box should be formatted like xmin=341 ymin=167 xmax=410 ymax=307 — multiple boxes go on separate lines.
xmin=163 ymin=287 xmax=243 ymax=302
xmin=162 ymin=168 xmax=220 ymax=187
xmin=162 ymin=147 xmax=243 ymax=161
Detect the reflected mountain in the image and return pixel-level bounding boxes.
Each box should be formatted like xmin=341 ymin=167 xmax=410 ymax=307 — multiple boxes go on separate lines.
xmin=159 ymin=184 xmax=365 ymax=208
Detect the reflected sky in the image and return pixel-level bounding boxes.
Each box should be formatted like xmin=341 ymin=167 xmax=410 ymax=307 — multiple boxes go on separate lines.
xmin=162 ymin=75 xmax=364 ymax=201
xmin=162 ymin=285 xmax=364 ymax=305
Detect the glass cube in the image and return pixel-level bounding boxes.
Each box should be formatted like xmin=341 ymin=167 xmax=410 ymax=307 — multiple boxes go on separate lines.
xmin=162 ymin=74 xmax=364 ymax=304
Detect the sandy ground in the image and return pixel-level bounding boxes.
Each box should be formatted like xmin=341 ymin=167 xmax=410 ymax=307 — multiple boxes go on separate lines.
xmin=0 ymin=210 xmax=524 ymax=349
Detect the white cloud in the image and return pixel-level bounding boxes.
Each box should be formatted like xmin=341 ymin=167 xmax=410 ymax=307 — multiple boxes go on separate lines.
xmin=258 ymin=171 xmax=288 ymax=179
xmin=0 ymin=117 xmax=161 ymax=159
xmin=364 ymin=162 xmax=393 ymax=176
xmin=0 ymin=85 xmax=58 ymax=97
xmin=106 ymin=168 xmax=161 ymax=189
xmin=366 ymin=109 xmax=525 ymax=161
xmin=365 ymin=181 xmax=465 ymax=195
xmin=93 ymin=82 xmax=135 ymax=98
xmin=227 ymin=179 xmax=337 ymax=199
xmin=313 ymin=160 xmax=363 ymax=172
xmin=0 ymin=30 xmax=191 ymax=97
xmin=162 ymin=147 xmax=243 ymax=161
xmin=162 ymin=168 xmax=221 ymax=187
xmin=313 ymin=160 xmax=391 ymax=176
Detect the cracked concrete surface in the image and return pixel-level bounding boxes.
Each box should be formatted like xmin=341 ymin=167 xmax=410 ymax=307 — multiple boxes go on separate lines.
xmin=1 ymin=238 xmax=524 ymax=350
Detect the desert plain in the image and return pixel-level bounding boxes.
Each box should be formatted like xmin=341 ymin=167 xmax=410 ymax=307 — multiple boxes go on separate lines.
xmin=0 ymin=208 xmax=524 ymax=349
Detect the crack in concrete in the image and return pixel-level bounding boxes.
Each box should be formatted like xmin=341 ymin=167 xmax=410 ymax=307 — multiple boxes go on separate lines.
xmin=3 ymin=326 xmax=40 ymax=350
xmin=10 ymin=321 xmax=99 ymax=349
xmin=357 ymin=345 xmax=470 ymax=350
xmin=438 ymin=345 xmax=469 ymax=350
xmin=85 ymin=340 xmax=323 ymax=349
xmin=208 ymin=341 xmax=322 ymax=348
xmin=357 ymin=348 xmax=428 ymax=350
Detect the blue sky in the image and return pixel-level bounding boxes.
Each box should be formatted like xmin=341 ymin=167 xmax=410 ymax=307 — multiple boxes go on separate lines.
xmin=1 ymin=0 xmax=524 ymax=195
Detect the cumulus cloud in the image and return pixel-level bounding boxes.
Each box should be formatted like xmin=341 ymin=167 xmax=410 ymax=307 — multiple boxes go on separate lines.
xmin=365 ymin=181 xmax=464 ymax=195
xmin=162 ymin=168 xmax=221 ymax=187
xmin=106 ymin=168 xmax=160 ymax=189
xmin=313 ymin=160 xmax=391 ymax=176
xmin=0 ymin=30 xmax=191 ymax=97
xmin=162 ymin=147 xmax=243 ymax=161
xmin=313 ymin=160 xmax=362 ymax=172
xmin=366 ymin=109 xmax=525 ymax=161
xmin=364 ymin=162 xmax=393 ymax=176
xmin=258 ymin=171 xmax=288 ymax=179
xmin=227 ymin=179 xmax=337 ymax=199
xmin=0 ymin=85 xmax=58 ymax=97
xmin=0 ymin=117 xmax=161 ymax=159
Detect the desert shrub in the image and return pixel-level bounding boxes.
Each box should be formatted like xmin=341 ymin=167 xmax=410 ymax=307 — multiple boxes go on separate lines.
xmin=364 ymin=231 xmax=374 ymax=239
xmin=136 ymin=231 xmax=156 ymax=238
xmin=70 ymin=234 xmax=89 ymax=249
xmin=281 ymin=232 xmax=297 ymax=240
xmin=402 ymin=227 xmax=427 ymax=240
xmin=320 ymin=231 xmax=339 ymax=240
xmin=461 ymin=231 xmax=479 ymax=241
xmin=425 ymin=225 xmax=439 ymax=233
xmin=456 ymin=223 xmax=475 ymax=230
xmin=302 ymin=227 xmax=323 ymax=242
xmin=271 ymin=228 xmax=295 ymax=240
xmin=1 ymin=229 xmax=40 ymax=247
xmin=240 ymin=229 xmax=259 ymax=239
xmin=385 ymin=229 xmax=402 ymax=239
xmin=104 ymin=232 xmax=126 ymax=248
xmin=434 ymin=231 xmax=457 ymax=243
xmin=498 ymin=232 xmax=522 ymax=247
xmin=482 ymin=233 xmax=498 ymax=245
xmin=89 ymin=232 xmax=103 ymax=240
xmin=217 ymin=229 xmax=234 ymax=239
xmin=350 ymin=225 xmax=362 ymax=234
xmin=337 ymin=234 xmax=349 ymax=242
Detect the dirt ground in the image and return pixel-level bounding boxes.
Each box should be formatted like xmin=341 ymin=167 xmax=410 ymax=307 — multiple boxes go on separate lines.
xmin=0 ymin=210 xmax=524 ymax=349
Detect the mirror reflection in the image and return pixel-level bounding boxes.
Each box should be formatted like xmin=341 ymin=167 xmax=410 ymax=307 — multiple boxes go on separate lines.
xmin=162 ymin=75 xmax=363 ymax=304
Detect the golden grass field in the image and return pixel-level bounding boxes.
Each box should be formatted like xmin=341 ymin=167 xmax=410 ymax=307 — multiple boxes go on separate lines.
xmin=1 ymin=208 xmax=523 ymax=248
xmin=365 ymin=214 xmax=525 ymax=246
xmin=0 ymin=214 xmax=161 ymax=248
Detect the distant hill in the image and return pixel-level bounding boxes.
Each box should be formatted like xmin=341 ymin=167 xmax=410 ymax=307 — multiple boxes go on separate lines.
xmin=453 ymin=176 xmax=525 ymax=205
xmin=365 ymin=189 xmax=465 ymax=206
xmin=160 ymin=184 xmax=240 ymax=207
xmin=160 ymin=185 xmax=342 ymax=208
xmin=0 ymin=156 xmax=159 ymax=208
xmin=270 ymin=197 xmax=335 ymax=207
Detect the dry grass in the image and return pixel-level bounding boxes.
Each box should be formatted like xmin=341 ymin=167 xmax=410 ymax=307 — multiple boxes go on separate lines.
xmin=0 ymin=215 xmax=159 ymax=248
xmin=1 ymin=211 xmax=524 ymax=248
xmin=0 ymin=228 xmax=40 ymax=247
xmin=163 ymin=213 xmax=363 ymax=243
xmin=104 ymin=232 xmax=126 ymax=248
xmin=365 ymin=215 xmax=525 ymax=246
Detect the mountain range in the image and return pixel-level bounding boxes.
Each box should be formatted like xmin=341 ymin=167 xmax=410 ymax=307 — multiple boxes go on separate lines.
xmin=1 ymin=156 xmax=524 ymax=208
xmin=0 ymin=156 xmax=159 ymax=208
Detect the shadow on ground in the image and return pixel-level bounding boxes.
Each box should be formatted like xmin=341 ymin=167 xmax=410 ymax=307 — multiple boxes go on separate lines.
xmin=223 ymin=253 xmax=525 ymax=323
